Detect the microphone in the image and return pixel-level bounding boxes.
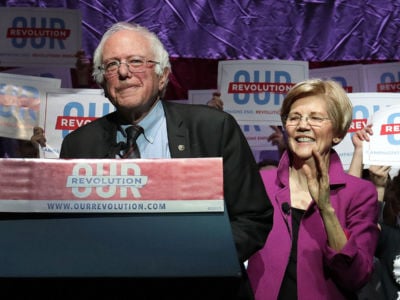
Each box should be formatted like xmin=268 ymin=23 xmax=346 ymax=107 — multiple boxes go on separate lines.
xmin=282 ymin=202 xmax=291 ymax=215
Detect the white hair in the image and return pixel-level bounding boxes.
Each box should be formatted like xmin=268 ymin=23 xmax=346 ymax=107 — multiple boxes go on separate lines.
xmin=92 ymin=22 xmax=171 ymax=86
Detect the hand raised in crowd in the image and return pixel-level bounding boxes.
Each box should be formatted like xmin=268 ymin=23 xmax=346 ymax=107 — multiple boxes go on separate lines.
xmin=348 ymin=124 xmax=391 ymax=201
xmin=75 ymin=49 xmax=91 ymax=68
xmin=74 ymin=49 xmax=92 ymax=87
xmin=206 ymin=92 xmax=224 ymax=110
xmin=368 ymin=165 xmax=391 ymax=190
xmin=351 ymin=123 xmax=373 ymax=150
xmin=267 ymin=125 xmax=286 ymax=156
xmin=30 ymin=126 xmax=46 ymax=148
xmin=348 ymin=124 xmax=373 ymax=178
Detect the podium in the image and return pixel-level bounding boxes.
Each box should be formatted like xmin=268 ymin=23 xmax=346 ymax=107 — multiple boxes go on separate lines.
xmin=0 ymin=158 xmax=242 ymax=298
xmin=0 ymin=211 xmax=242 ymax=299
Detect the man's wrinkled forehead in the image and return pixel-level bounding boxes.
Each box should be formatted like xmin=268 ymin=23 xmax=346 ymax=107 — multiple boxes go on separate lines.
xmin=102 ymin=30 xmax=153 ymax=61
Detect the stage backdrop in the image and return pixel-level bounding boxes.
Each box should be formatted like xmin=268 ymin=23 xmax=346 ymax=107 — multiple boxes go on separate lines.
xmin=1 ymin=1 xmax=399 ymax=99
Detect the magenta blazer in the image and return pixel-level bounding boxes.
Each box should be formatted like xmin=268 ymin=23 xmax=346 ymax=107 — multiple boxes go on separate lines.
xmin=247 ymin=150 xmax=379 ymax=300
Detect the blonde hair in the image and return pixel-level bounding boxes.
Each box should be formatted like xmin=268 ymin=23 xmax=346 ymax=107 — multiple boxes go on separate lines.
xmin=280 ymin=79 xmax=352 ymax=144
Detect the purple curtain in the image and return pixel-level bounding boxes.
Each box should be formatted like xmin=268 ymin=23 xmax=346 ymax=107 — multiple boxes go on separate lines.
xmin=2 ymin=0 xmax=399 ymax=99
xmin=2 ymin=0 xmax=400 ymax=62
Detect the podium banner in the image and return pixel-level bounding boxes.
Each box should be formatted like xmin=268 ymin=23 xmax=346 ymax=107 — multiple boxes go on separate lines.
xmin=0 ymin=157 xmax=224 ymax=213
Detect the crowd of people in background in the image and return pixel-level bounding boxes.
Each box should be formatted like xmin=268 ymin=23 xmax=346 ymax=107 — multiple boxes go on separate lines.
xmin=0 ymin=21 xmax=399 ymax=300
xmin=348 ymin=124 xmax=400 ymax=300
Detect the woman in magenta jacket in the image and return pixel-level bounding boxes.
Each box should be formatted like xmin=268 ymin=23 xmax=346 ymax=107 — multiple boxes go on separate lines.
xmin=247 ymin=79 xmax=379 ymax=299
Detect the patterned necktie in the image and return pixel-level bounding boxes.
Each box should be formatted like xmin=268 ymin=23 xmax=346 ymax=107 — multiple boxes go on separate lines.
xmin=123 ymin=125 xmax=144 ymax=158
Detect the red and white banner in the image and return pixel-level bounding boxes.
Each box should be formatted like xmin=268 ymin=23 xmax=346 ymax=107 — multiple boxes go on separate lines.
xmin=0 ymin=157 xmax=224 ymax=213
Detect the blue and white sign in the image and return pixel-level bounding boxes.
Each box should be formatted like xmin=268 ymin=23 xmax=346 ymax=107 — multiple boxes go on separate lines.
xmin=309 ymin=64 xmax=366 ymax=93
xmin=0 ymin=72 xmax=61 ymax=140
xmin=334 ymin=93 xmax=400 ymax=169
xmin=218 ymin=59 xmax=308 ymax=124
xmin=363 ymin=62 xmax=400 ymax=93
xmin=0 ymin=7 xmax=81 ymax=67
xmin=363 ymin=104 xmax=400 ymax=167
xmin=40 ymin=88 xmax=114 ymax=158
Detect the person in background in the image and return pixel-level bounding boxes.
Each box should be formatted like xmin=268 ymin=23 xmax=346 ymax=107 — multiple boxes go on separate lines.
xmin=0 ymin=137 xmax=18 ymax=158
xmin=378 ymin=170 xmax=400 ymax=300
xmin=247 ymin=79 xmax=379 ymax=300
xmin=348 ymin=124 xmax=391 ymax=201
xmin=0 ymin=137 xmax=39 ymax=158
xmin=72 ymin=49 xmax=95 ymax=88
xmin=1 ymin=49 xmax=94 ymax=159
xmin=206 ymin=91 xmax=224 ymax=110
xmin=205 ymin=93 xmax=288 ymax=164
xmin=348 ymin=125 xmax=400 ymax=300
xmin=34 ymin=21 xmax=273 ymax=299
xmin=267 ymin=125 xmax=286 ymax=158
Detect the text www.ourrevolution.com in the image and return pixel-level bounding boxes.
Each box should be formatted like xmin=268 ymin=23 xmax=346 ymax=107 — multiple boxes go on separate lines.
xmin=47 ymin=202 xmax=167 ymax=212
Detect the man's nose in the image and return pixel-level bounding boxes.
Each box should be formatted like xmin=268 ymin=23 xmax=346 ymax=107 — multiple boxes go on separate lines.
xmin=117 ymin=62 xmax=132 ymax=77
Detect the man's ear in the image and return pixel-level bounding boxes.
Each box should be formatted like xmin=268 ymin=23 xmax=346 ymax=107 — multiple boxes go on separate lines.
xmin=158 ymin=68 xmax=170 ymax=91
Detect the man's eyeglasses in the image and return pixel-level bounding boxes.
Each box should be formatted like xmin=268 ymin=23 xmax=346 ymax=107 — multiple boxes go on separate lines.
xmin=99 ymin=56 xmax=160 ymax=75
xmin=284 ymin=113 xmax=331 ymax=127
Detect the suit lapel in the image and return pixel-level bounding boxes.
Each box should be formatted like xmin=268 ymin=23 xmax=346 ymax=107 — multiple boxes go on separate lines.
xmin=162 ymin=101 xmax=191 ymax=158
xmin=100 ymin=112 xmax=122 ymax=158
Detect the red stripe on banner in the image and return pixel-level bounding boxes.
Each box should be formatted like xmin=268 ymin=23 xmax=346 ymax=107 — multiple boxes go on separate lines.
xmin=348 ymin=119 xmax=367 ymax=133
xmin=380 ymin=124 xmax=400 ymax=135
xmin=55 ymin=116 xmax=97 ymax=130
xmin=227 ymin=82 xmax=295 ymax=94
xmin=7 ymin=28 xmax=71 ymax=39
xmin=377 ymin=82 xmax=400 ymax=92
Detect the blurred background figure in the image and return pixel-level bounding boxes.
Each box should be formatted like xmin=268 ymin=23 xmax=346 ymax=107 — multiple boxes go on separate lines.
xmin=206 ymin=91 xmax=224 ymax=110
xmin=349 ymin=124 xmax=399 ymax=300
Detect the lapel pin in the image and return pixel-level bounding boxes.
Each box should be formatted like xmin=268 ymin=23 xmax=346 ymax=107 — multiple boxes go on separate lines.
xmin=178 ymin=145 xmax=185 ymax=151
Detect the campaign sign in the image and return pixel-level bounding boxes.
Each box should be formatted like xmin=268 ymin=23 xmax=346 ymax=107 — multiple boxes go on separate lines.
xmin=238 ymin=121 xmax=278 ymax=151
xmin=334 ymin=93 xmax=400 ymax=169
xmin=363 ymin=62 xmax=400 ymax=93
xmin=2 ymin=66 xmax=73 ymax=88
xmin=0 ymin=7 xmax=81 ymax=67
xmin=218 ymin=60 xmax=308 ymax=125
xmin=188 ymin=90 xmax=277 ymax=157
xmin=0 ymin=157 xmax=224 ymax=213
xmin=39 ymin=88 xmax=114 ymax=158
xmin=188 ymin=89 xmax=215 ymax=105
xmin=0 ymin=72 xmax=61 ymax=140
xmin=309 ymin=64 xmax=366 ymax=93
xmin=363 ymin=105 xmax=400 ymax=167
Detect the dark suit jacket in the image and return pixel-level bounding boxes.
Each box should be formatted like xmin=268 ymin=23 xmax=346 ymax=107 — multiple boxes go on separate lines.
xmin=60 ymin=100 xmax=273 ymax=262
